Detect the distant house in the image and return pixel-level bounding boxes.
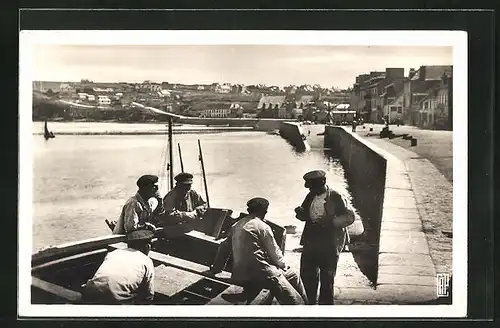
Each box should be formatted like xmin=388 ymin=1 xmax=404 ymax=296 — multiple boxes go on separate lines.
xmin=417 ymin=72 xmax=452 ymax=129
xmin=215 ymin=84 xmax=232 ymax=94
xmin=87 ymin=95 xmax=96 ymax=101
xmin=137 ymin=81 xmax=162 ymax=92
xmin=240 ymin=85 xmax=251 ymax=94
xmin=59 ymin=83 xmax=75 ymax=93
xmin=384 ymin=93 xmax=404 ymax=124
xmin=229 ymin=103 xmax=244 ymax=118
xmin=93 ymin=87 xmax=114 ymax=94
xmin=97 ymin=95 xmax=111 ymax=105
xmin=335 ymin=104 xmax=351 ymax=110
xmin=201 ymin=108 xmax=231 ymax=118
xmin=158 ymin=89 xmax=171 ymax=97
xmin=295 ymin=95 xmax=314 ymax=109
xmin=404 ymin=65 xmax=453 ymax=126
xmin=257 ymin=95 xmax=286 ymax=118
xmin=197 ymin=85 xmax=205 ymax=90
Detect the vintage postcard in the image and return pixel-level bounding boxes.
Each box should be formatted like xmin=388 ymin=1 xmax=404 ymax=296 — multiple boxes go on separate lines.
xmin=19 ymin=30 xmax=467 ymax=318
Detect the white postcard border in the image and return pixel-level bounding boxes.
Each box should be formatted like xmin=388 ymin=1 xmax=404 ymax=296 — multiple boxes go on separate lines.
xmin=19 ymin=30 xmax=467 ymax=318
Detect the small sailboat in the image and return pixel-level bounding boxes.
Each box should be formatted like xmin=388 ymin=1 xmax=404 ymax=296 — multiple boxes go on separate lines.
xmin=44 ymin=120 xmax=55 ymax=140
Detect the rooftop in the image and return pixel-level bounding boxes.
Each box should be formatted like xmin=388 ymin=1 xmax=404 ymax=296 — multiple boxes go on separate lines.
xmin=411 ymin=65 xmax=453 ymax=81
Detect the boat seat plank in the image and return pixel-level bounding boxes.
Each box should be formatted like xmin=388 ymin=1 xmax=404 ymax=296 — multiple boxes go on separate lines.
xmin=108 ymin=242 xmax=231 ymax=281
xmin=32 ymin=277 xmax=82 ymax=303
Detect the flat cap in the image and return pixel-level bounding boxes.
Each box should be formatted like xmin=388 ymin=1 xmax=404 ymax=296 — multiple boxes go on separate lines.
xmin=174 ymin=172 xmax=194 ymax=184
xmin=303 ymin=170 xmax=326 ymax=181
xmin=137 ymin=174 xmax=159 ymax=188
xmin=247 ymin=197 xmax=270 ymax=211
xmin=127 ymin=229 xmax=154 ymax=242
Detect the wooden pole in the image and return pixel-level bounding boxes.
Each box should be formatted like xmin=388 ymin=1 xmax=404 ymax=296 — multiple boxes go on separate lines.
xmin=198 ymin=139 xmax=210 ymax=208
xmin=178 ymin=143 xmax=184 ymax=173
xmin=168 ymin=118 xmax=174 ymax=189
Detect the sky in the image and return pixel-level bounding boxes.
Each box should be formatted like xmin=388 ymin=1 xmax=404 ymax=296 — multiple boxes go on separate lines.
xmin=32 ymin=45 xmax=452 ymax=89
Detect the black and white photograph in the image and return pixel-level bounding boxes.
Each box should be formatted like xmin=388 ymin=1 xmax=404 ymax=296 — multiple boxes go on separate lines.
xmin=19 ymin=30 xmax=467 ymax=318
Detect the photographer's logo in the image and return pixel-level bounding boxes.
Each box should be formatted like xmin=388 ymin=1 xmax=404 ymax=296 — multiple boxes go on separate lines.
xmin=436 ymin=273 xmax=450 ymax=297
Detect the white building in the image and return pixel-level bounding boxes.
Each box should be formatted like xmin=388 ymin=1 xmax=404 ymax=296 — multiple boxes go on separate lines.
xmin=78 ymin=93 xmax=88 ymax=100
xmin=97 ymin=95 xmax=110 ymax=105
xmin=335 ymin=104 xmax=351 ymax=110
xmin=201 ymin=108 xmax=231 ymax=118
xmin=159 ymin=89 xmax=171 ymax=97
xmin=59 ymin=83 xmax=74 ymax=93
xmin=87 ymin=95 xmax=96 ymax=101
xmin=215 ymin=84 xmax=232 ymax=94
xmin=93 ymin=87 xmax=113 ymax=93
xmin=384 ymin=93 xmax=404 ymax=123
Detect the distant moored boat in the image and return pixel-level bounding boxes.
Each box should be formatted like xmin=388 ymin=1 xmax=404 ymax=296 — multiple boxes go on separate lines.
xmin=44 ymin=120 xmax=55 ymax=140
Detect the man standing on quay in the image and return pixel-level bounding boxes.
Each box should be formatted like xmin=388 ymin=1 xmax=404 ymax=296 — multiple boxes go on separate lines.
xmin=295 ymin=170 xmax=354 ymax=305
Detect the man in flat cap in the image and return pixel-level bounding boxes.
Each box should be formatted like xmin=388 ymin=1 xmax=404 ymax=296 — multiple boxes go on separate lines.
xmin=82 ymin=230 xmax=155 ymax=304
xmin=210 ymin=197 xmax=308 ymax=305
xmin=159 ymin=172 xmax=207 ymax=235
xmin=113 ymin=174 xmax=164 ymax=234
xmin=295 ymin=170 xmax=355 ymax=305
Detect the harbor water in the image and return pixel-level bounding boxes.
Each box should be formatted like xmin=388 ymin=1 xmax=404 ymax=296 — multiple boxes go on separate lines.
xmin=31 ymin=122 xmax=354 ymax=252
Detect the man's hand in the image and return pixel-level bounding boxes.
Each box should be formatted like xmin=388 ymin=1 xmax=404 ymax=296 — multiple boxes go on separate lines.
xmin=144 ymin=222 xmax=157 ymax=232
xmin=295 ymin=206 xmax=306 ymax=221
xmin=170 ymin=209 xmax=182 ymax=220
xmin=195 ymin=207 xmax=206 ymax=217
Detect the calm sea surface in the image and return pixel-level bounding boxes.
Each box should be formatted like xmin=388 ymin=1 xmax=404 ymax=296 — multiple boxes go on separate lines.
xmin=31 ymin=122 xmax=352 ymax=252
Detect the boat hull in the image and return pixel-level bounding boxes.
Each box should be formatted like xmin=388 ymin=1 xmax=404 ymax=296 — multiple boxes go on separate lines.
xmin=31 ymin=210 xmax=286 ymax=305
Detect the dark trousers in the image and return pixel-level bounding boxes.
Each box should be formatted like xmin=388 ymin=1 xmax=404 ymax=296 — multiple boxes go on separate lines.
xmin=300 ymin=244 xmax=339 ymax=305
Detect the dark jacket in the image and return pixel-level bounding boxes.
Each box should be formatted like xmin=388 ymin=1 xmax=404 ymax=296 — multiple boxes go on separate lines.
xmin=297 ymin=186 xmax=349 ymax=254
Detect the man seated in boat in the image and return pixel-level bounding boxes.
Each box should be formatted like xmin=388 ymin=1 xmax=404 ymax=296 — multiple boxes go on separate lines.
xmin=209 ymin=197 xmax=308 ymax=305
xmin=81 ymin=230 xmax=155 ymax=304
xmin=112 ymin=174 xmax=164 ymax=234
xmin=157 ymin=172 xmax=207 ymax=236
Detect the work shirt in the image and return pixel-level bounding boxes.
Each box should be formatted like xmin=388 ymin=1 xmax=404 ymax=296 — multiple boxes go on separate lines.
xmin=220 ymin=214 xmax=286 ymax=284
xmin=297 ymin=185 xmax=350 ymax=255
xmin=113 ymin=192 xmax=153 ymax=234
xmin=162 ymin=188 xmax=207 ymax=221
xmin=309 ymin=191 xmax=328 ymax=223
xmin=83 ymin=248 xmax=154 ymax=304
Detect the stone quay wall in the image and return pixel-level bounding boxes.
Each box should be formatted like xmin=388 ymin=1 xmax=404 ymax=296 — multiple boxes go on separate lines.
xmin=325 ymin=125 xmax=437 ymax=303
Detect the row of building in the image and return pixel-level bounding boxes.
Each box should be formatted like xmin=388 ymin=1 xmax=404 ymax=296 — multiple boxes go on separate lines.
xmin=349 ymin=65 xmax=453 ymax=130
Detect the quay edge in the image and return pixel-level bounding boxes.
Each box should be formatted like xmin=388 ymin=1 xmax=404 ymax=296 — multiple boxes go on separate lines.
xmin=324 ymin=125 xmax=438 ymax=304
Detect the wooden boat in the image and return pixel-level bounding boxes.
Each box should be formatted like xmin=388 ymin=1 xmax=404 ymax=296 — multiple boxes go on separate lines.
xmin=31 ymin=108 xmax=288 ymax=305
xmin=31 ymin=210 xmax=286 ymax=305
